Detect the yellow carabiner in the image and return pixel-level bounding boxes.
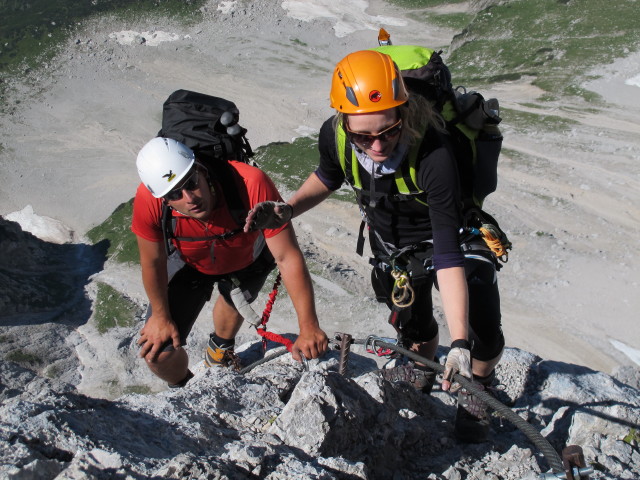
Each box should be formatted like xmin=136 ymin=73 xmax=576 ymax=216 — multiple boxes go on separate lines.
xmin=480 ymin=224 xmax=512 ymax=262
xmin=391 ymin=270 xmax=415 ymax=308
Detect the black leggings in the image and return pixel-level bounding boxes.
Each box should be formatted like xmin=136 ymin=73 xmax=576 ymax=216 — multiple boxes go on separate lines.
xmin=145 ymin=248 xmax=276 ymax=351
xmin=371 ymin=253 xmax=504 ymax=361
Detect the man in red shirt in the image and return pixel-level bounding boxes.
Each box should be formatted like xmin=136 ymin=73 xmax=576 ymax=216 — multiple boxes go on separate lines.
xmin=132 ymin=137 xmax=328 ymax=388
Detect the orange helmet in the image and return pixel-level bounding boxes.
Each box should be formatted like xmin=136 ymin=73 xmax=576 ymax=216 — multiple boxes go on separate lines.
xmin=330 ymin=50 xmax=408 ymax=114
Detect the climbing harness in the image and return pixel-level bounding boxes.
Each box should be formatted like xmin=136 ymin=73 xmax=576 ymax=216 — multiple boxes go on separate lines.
xmin=391 ymin=269 xmax=415 ymax=308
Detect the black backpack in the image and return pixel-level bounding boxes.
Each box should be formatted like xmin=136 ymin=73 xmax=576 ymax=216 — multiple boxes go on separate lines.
xmin=158 ymin=89 xmax=254 ymax=164
xmin=156 ymin=89 xmax=255 ymax=256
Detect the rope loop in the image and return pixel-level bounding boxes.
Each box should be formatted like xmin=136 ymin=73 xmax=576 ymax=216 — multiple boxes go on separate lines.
xmin=480 ymin=224 xmax=512 ymax=262
xmin=391 ymin=269 xmax=415 ymax=308
xmin=261 ymin=272 xmax=282 ymax=326
xmin=259 ymin=272 xmax=283 ymax=352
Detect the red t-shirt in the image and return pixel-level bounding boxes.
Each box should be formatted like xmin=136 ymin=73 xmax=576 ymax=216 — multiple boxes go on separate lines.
xmin=131 ymin=161 xmax=287 ymax=275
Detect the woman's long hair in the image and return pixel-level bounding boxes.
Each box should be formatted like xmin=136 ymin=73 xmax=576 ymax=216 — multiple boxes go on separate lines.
xmin=334 ymin=93 xmax=445 ymax=147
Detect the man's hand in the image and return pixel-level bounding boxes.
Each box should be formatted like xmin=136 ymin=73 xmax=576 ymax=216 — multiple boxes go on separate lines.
xmin=244 ymin=201 xmax=293 ymax=232
xmin=442 ymin=343 xmax=472 ymax=392
xmin=290 ymin=327 xmax=329 ymax=363
xmin=137 ymin=314 xmax=181 ymax=362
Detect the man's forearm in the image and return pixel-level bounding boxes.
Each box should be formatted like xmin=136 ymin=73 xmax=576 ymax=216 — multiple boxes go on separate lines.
xmin=278 ymin=250 xmax=320 ymax=332
xmin=141 ymin=261 xmax=170 ymax=318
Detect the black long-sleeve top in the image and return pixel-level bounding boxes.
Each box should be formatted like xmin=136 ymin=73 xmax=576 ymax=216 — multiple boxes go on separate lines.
xmin=314 ymin=117 xmax=464 ymax=271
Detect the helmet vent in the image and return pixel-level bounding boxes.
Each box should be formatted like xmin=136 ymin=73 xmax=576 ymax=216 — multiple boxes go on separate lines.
xmin=392 ymin=77 xmax=401 ymax=100
xmin=345 ymin=86 xmax=359 ymax=107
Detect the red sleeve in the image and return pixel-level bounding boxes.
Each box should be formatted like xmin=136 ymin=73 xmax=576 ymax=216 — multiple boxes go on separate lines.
xmin=131 ymin=183 xmax=164 ymax=242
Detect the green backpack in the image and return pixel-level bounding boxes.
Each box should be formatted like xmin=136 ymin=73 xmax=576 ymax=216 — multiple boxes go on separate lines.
xmin=372 ymin=44 xmax=503 ymax=211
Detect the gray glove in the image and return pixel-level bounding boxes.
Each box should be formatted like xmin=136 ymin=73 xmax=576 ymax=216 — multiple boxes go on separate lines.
xmin=244 ymin=201 xmax=293 ymax=232
xmin=442 ymin=343 xmax=472 ymax=393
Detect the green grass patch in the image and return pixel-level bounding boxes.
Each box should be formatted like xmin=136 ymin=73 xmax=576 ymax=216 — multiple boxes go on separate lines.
xmin=502 ymin=107 xmax=578 ymax=133
xmin=254 ymin=135 xmax=355 ymax=203
xmin=45 ymin=364 xmax=62 ymax=379
xmin=623 ymin=428 xmax=640 ymax=447
xmin=407 ymin=11 xmax=474 ymax=33
xmin=371 ymin=0 xmax=472 ymax=45
xmin=93 ymin=281 xmax=139 ymax=334
xmin=387 ymin=0 xmax=468 ymax=7
xmin=500 ymin=147 xmax=552 ymax=172
xmin=6 ymin=349 xmax=42 ymax=365
xmin=0 ymin=0 xmax=207 ymax=103
xmin=86 ymin=198 xmax=138 ymax=264
xmin=123 ymin=385 xmax=153 ymax=395
xmin=253 ymin=136 xmax=319 ymax=191
xmin=445 ymin=0 xmax=640 ymax=99
xmin=0 ymin=0 xmax=206 ymax=73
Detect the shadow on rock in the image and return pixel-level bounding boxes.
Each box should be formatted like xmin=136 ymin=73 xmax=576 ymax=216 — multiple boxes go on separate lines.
xmin=0 ymin=217 xmax=108 ymax=326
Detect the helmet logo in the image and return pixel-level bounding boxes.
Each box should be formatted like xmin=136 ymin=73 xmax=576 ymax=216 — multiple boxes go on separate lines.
xmin=163 ymin=170 xmax=176 ymax=182
xmin=369 ymin=90 xmax=382 ymax=102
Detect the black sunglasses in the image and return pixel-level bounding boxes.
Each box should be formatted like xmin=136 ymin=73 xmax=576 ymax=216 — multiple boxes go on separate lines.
xmin=345 ymin=118 xmax=402 ymax=146
xmin=164 ymin=169 xmax=200 ymax=201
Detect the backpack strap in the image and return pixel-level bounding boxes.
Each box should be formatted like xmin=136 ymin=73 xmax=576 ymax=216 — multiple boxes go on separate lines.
xmin=206 ymin=160 xmax=248 ymax=227
xmin=161 ymin=203 xmax=177 ymax=257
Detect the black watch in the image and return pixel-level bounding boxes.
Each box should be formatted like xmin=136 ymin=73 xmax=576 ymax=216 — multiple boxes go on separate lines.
xmin=450 ymin=339 xmax=471 ymax=350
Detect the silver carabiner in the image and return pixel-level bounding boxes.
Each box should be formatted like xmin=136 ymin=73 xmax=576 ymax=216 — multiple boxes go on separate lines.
xmin=299 ymin=352 xmax=310 ymax=372
xmin=364 ymin=335 xmax=398 ymax=356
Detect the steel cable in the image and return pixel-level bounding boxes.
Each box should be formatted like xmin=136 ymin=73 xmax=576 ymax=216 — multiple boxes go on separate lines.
xmin=236 ymin=335 xmax=564 ymax=473
xmin=352 ymin=337 xmax=564 ymax=473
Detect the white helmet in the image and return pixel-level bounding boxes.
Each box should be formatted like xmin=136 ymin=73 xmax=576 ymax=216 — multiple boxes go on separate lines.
xmin=136 ymin=137 xmax=196 ymax=198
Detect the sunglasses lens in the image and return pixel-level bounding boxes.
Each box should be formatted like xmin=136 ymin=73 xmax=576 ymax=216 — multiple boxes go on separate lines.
xmin=165 ymin=170 xmax=199 ymax=201
xmin=347 ymin=120 xmax=401 ymax=146
xmin=182 ymin=176 xmax=198 ymax=191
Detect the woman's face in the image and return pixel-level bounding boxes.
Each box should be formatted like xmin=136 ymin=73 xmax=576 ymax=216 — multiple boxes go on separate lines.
xmin=345 ymin=108 xmax=402 ymax=163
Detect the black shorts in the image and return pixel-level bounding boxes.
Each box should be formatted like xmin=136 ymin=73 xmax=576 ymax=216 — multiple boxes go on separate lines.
xmin=371 ymin=265 xmax=439 ymax=343
xmin=145 ymin=247 xmax=276 ymax=351
xmin=371 ymin=244 xmax=504 ymax=361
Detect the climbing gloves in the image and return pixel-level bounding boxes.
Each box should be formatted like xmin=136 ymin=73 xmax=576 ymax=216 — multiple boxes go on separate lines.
xmin=245 ymin=201 xmax=293 ymax=231
xmin=442 ymin=340 xmax=473 ymax=393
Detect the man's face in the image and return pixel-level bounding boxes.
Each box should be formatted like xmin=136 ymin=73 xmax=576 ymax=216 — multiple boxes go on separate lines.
xmin=164 ymin=168 xmax=214 ymax=220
